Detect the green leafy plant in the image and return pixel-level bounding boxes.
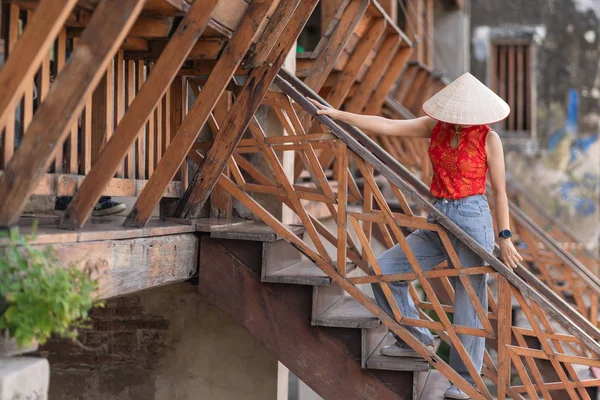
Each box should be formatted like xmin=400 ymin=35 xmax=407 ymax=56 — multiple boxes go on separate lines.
xmin=0 ymin=223 xmax=100 ymax=349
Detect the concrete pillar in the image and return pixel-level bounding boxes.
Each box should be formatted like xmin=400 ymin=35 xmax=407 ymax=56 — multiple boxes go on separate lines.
xmin=0 ymin=357 xmax=49 ymax=400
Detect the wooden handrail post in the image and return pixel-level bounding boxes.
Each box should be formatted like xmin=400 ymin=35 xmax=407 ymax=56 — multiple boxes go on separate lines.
xmin=496 ymin=276 xmax=512 ymax=400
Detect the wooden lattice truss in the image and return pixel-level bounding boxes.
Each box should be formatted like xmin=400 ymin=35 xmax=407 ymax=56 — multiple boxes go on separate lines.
xmin=374 ymin=99 xmax=600 ymax=328
xmin=178 ymin=72 xmax=600 ymax=399
xmin=1 ymin=1 xmax=600 ymax=398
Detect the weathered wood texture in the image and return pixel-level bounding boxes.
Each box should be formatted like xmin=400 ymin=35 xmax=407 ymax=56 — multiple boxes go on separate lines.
xmin=124 ymin=0 xmax=287 ymax=227
xmin=198 ymin=236 xmax=414 ymax=400
xmin=0 ymin=0 xmax=145 ymax=228
xmin=242 ymin=71 xmax=600 ymax=398
xmin=0 ymin=0 xmax=77 ymax=130
xmin=173 ymin=0 xmax=319 ymax=220
xmin=57 ymin=0 xmax=220 ymax=229
xmin=51 ymin=233 xmax=198 ymax=300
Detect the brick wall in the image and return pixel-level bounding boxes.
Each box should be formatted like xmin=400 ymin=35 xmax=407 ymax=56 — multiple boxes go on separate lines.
xmin=39 ymin=283 xmax=278 ymax=400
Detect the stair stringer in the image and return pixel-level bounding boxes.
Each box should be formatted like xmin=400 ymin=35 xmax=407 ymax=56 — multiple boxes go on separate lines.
xmin=198 ymin=235 xmax=415 ymax=400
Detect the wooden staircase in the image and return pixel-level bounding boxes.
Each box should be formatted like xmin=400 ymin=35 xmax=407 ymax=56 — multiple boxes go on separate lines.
xmin=2 ymin=1 xmax=600 ymax=398
xmin=197 ymin=224 xmax=448 ymax=400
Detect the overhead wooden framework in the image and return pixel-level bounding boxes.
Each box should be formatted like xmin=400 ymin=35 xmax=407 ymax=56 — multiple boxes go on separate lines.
xmin=1 ymin=1 xmax=599 ymax=398
xmin=180 ymin=68 xmax=600 ymax=398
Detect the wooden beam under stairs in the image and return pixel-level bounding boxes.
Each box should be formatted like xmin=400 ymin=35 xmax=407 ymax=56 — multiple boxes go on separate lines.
xmin=198 ymin=234 xmax=424 ymax=400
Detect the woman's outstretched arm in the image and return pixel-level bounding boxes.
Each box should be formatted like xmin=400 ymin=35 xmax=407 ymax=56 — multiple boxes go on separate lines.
xmin=487 ymin=130 xmax=523 ymax=269
xmin=308 ymin=98 xmax=436 ymax=138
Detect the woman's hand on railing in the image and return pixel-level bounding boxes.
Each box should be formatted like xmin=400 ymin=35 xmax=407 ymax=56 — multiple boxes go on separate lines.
xmin=308 ymin=98 xmax=340 ymax=118
xmin=499 ymin=239 xmax=523 ymax=269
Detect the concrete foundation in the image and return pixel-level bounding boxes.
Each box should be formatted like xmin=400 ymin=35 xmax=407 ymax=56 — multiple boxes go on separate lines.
xmin=0 ymin=357 xmax=49 ymax=400
xmin=39 ymin=283 xmax=278 ymax=400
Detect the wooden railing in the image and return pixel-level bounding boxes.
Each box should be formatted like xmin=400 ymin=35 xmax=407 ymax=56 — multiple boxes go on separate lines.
xmin=289 ymin=0 xmax=600 ymax=336
xmin=380 ymin=93 xmax=600 ymax=328
xmin=1 ymin=1 xmax=600 ymax=398
xmin=206 ymin=69 xmax=600 ymax=399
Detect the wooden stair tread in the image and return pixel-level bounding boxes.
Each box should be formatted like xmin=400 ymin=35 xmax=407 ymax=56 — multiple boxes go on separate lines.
xmin=314 ymin=296 xmax=380 ymax=329
xmin=366 ymin=333 xmax=440 ymax=372
xmin=265 ymin=261 xmax=357 ymax=286
xmin=265 ymin=260 xmax=331 ymax=286
xmin=416 ymin=370 xmax=450 ymax=399
xmin=210 ymin=221 xmax=305 ymax=242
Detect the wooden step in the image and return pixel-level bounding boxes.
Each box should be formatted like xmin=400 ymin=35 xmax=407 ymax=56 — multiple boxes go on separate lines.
xmin=210 ymin=220 xmax=305 ymax=242
xmin=264 ymin=260 xmax=357 ymax=286
xmin=313 ymin=294 xmax=380 ymax=329
xmin=264 ymin=259 xmax=331 ymax=286
xmin=415 ymin=370 xmax=450 ymax=400
xmin=366 ymin=332 xmax=441 ymax=372
xmin=312 ymin=273 xmax=378 ymax=327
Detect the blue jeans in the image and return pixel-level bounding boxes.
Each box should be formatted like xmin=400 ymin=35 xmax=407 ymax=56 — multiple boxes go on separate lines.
xmin=372 ymin=194 xmax=495 ymax=383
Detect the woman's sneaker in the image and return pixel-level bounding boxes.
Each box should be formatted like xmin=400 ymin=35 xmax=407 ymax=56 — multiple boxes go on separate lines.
xmin=54 ymin=196 xmax=126 ymax=217
xmin=92 ymin=197 xmax=126 ymax=216
xmin=380 ymin=341 xmax=435 ymax=357
xmin=444 ymin=385 xmax=471 ymax=399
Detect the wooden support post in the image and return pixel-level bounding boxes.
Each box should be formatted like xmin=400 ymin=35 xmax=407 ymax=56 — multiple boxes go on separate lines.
xmin=209 ymin=91 xmax=233 ymax=219
xmin=337 ymin=142 xmax=348 ymax=276
xmin=172 ymin=0 xmax=319 ymax=221
xmin=114 ymin=50 xmax=125 ymax=177
xmin=57 ymin=0 xmax=220 ymax=229
xmin=7 ymin=3 xmax=18 ymax=57
xmin=169 ymin=77 xmax=185 ymax=184
xmin=81 ymin=96 xmax=93 ymax=174
xmin=136 ymin=60 xmax=145 ymax=179
xmin=91 ymin=72 xmax=112 ymax=167
xmin=0 ymin=0 xmax=145 ymax=228
xmin=121 ymin=0 xmax=290 ymax=227
xmin=124 ymin=60 xmax=136 ymax=178
xmin=0 ymin=0 xmax=77 ymax=131
xmin=53 ymin=28 xmax=67 ymax=172
xmin=145 ymin=63 xmax=155 ymax=178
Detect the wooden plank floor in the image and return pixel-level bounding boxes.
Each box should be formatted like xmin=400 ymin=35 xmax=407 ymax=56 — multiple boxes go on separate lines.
xmin=5 ymin=217 xmax=197 ymax=245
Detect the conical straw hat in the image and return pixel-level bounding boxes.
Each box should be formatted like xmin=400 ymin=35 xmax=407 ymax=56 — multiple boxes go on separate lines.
xmin=422 ymin=72 xmax=510 ymax=125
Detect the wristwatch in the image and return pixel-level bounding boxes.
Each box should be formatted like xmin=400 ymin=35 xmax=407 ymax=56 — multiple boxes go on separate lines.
xmin=498 ymin=229 xmax=512 ymax=239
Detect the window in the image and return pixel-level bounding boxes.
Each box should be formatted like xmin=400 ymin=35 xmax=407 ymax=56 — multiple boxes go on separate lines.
xmin=491 ymin=42 xmax=533 ymax=134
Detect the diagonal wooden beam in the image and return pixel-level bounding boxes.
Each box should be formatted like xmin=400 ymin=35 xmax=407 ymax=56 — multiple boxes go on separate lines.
xmin=402 ymin=67 xmax=428 ymax=113
xmin=345 ymin=35 xmax=400 ymax=114
xmin=316 ymin=35 xmax=401 ymax=170
xmin=0 ymin=0 xmax=78 ymax=131
xmin=122 ymin=0 xmax=301 ymax=227
xmin=363 ymin=46 xmax=412 ymax=115
xmin=325 ymin=17 xmax=386 ymax=109
xmin=304 ymin=0 xmax=369 ymax=92
xmin=57 ymin=0 xmax=221 ymax=229
xmin=172 ymin=0 xmax=320 ymax=221
xmin=393 ymin=63 xmax=418 ymax=103
xmin=0 ymin=0 xmax=144 ymax=228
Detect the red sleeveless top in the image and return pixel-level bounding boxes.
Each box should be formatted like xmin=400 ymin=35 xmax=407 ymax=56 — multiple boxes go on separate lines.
xmin=428 ymin=122 xmax=490 ymax=199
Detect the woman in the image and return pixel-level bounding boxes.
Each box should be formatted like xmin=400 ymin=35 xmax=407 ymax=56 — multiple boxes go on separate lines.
xmin=309 ymin=72 xmax=522 ymax=400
